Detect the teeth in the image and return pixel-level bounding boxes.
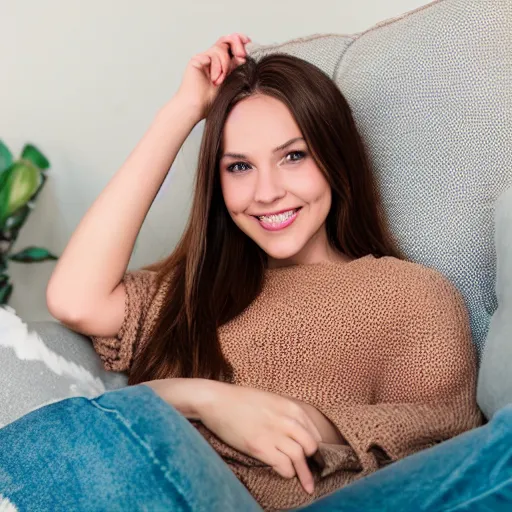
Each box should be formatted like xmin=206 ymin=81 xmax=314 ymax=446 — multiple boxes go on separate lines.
xmin=259 ymin=209 xmax=296 ymax=224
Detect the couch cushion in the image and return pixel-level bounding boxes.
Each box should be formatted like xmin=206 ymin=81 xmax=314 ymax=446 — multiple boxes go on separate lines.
xmin=0 ymin=309 xmax=127 ymax=427
xmin=248 ymin=0 xmax=512 ymax=360
xmin=477 ymin=187 xmax=512 ymax=419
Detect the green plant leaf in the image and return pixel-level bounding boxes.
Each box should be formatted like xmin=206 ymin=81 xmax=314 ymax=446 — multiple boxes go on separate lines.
xmin=4 ymin=204 xmax=31 ymax=232
xmin=0 ymin=275 xmax=12 ymax=305
xmin=0 ymin=141 xmax=13 ymax=174
xmin=0 ymin=168 xmax=12 ymax=229
xmin=26 ymin=172 xmax=47 ymax=203
xmin=21 ymin=144 xmax=50 ymax=170
xmin=8 ymin=246 xmax=58 ymax=263
xmin=0 ymin=162 xmax=12 ymax=193
xmin=0 ymin=162 xmax=42 ymax=228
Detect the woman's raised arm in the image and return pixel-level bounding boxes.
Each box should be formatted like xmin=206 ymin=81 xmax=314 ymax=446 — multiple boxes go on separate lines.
xmin=46 ymin=33 xmax=251 ymax=336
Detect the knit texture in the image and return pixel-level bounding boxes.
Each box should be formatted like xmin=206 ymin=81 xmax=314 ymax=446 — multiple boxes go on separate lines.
xmin=91 ymin=254 xmax=482 ymax=511
xmin=248 ymin=0 xmax=512 ymax=361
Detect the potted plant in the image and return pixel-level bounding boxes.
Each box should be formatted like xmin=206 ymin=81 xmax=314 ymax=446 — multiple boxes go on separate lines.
xmin=0 ymin=140 xmax=58 ymax=305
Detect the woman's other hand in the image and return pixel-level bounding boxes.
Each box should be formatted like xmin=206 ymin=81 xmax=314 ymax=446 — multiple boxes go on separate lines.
xmin=175 ymin=33 xmax=251 ymax=121
xmin=144 ymin=378 xmax=321 ymax=494
xmin=288 ymin=398 xmax=346 ymax=446
xmin=198 ymin=381 xmax=322 ymax=494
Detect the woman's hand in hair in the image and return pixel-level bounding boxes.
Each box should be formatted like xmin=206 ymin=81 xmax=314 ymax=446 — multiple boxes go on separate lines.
xmin=197 ymin=380 xmax=322 ymax=495
xmin=175 ymin=33 xmax=251 ymax=121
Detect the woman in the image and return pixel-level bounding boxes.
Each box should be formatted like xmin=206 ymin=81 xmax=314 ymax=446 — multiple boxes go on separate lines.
xmin=42 ymin=33 xmax=483 ymax=510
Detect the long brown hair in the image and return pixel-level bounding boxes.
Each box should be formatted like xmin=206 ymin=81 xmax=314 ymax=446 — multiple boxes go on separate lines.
xmin=128 ymin=54 xmax=404 ymax=385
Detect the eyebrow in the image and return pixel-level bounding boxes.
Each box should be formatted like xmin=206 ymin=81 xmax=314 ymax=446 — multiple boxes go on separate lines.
xmin=221 ymin=137 xmax=305 ymax=160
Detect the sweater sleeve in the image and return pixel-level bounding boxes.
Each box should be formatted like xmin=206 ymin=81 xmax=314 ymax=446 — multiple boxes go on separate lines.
xmin=316 ymin=267 xmax=483 ymax=477
xmin=90 ymin=270 xmax=165 ymax=373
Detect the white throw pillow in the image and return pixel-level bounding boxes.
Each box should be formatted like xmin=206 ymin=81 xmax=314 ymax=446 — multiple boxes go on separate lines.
xmin=0 ymin=307 xmax=127 ymax=427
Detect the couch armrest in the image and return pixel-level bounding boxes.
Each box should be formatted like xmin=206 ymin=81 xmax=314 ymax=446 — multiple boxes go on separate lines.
xmin=0 ymin=312 xmax=128 ymax=427
xmin=27 ymin=320 xmax=129 ymax=390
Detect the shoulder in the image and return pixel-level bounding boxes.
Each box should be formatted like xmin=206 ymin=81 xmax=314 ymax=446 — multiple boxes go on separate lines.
xmin=357 ymin=256 xmax=469 ymax=334
xmin=369 ymin=255 xmax=463 ymax=300
xmin=375 ymin=257 xmax=470 ymax=342
xmin=123 ymin=269 xmax=171 ymax=311
xmin=124 ymin=269 xmax=159 ymax=296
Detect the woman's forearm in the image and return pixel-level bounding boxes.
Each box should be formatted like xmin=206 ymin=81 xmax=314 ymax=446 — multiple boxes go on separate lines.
xmin=142 ymin=378 xmax=218 ymax=420
xmin=145 ymin=378 xmax=345 ymax=445
xmin=47 ymin=97 xmax=201 ymax=321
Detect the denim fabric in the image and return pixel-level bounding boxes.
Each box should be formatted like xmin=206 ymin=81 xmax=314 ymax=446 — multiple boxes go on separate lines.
xmin=0 ymin=385 xmax=511 ymax=512
xmin=302 ymin=405 xmax=512 ymax=512
xmin=0 ymin=384 xmax=261 ymax=512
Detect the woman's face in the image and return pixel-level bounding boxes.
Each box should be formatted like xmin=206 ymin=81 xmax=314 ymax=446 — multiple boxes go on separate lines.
xmin=219 ymin=94 xmax=333 ymax=267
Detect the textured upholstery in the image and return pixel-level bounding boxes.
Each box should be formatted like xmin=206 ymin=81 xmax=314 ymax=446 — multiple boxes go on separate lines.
xmin=4 ymin=0 xmax=511 ymax=426
xmin=248 ymin=0 xmax=512 ymax=360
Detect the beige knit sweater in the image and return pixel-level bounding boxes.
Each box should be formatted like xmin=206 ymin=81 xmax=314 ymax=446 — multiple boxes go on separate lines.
xmin=91 ymin=254 xmax=482 ymax=511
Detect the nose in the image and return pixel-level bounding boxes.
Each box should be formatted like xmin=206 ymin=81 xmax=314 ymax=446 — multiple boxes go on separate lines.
xmin=253 ymin=168 xmax=286 ymax=205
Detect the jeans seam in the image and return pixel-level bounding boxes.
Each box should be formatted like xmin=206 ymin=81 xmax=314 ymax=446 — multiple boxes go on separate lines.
xmin=443 ymin=475 xmax=512 ymax=512
xmin=89 ymin=398 xmax=193 ymax=512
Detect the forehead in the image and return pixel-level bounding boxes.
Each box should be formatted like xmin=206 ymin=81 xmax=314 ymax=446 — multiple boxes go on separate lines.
xmin=222 ymin=95 xmax=302 ymax=152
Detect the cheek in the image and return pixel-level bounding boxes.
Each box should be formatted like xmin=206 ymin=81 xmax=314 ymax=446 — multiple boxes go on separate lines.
xmin=291 ymin=164 xmax=331 ymax=205
xmin=220 ymin=173 xmax=252 ymax=214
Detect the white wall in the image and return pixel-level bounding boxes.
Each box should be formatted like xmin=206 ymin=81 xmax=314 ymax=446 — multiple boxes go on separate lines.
xmin=0 ymin=0 xmax=431 ymax=321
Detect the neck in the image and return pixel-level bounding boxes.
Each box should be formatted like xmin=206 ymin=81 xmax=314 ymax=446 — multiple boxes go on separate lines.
xmin=267 ymin=226 xmax=351 ymax=269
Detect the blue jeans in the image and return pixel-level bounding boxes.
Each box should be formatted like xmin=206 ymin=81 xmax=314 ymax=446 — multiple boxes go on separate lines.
xmin=0 ymin=385 xmax=510 ymax=511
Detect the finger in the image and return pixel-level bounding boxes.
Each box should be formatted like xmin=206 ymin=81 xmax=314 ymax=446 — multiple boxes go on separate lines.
xmin=218 ymin=33 xmax=247 ymax=58
xmin=300 ymin=414 xmax=323 ymax=446
xmin=217 ymin=33 xmax=249 ymax=55
xmin=277 ymin=439 xmax=314 ymax=494
xmin=287 ymin=403 xmax=323 ymax=444
xmin=233 ymin=56 xmax=247 ymax=69
xmin=211 ymin=46 xmax=232 ymax=84
xmin=190 ymin=54 xmax=212 ymax=74
xmin=270 ymin=450 xmax=296 ymax=480
xmin=233 ymin=32 xmax=251 ymax=43
xmin=232 ymin=55 xmax=246 ymax=68
xmin=284 ymin=416 xmax=320 ymax=456
xmin=207 ymin=51 xmax=222 ymax=83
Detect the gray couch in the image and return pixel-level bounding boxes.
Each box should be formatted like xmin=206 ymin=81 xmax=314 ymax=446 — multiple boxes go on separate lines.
xmin=1 ymin=0 xmax=511 ymax=428
xmin=0 ymin=314 xmax=127 ymax=428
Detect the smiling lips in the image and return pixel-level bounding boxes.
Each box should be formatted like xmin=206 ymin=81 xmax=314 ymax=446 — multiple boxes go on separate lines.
xmin=254 ymin=207 xmax=302 ymax=231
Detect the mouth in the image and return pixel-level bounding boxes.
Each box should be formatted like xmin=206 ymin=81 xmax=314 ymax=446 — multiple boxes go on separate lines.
xmin=252 ymin=207 xmax=302 ymax=232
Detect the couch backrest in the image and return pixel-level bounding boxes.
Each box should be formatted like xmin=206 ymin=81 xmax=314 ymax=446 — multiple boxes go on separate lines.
xmin=248 ymin=0 xmax=512 ymax=361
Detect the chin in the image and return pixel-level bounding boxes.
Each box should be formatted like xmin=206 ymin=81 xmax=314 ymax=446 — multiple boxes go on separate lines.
xmin=234 ymin=218 xmax=308 ymax=261
xmin=257 ymin=240 xmax=304 ymax=261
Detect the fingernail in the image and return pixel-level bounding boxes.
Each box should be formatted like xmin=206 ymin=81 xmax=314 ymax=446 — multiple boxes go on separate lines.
xmin=306 ymin=483 xmax=314 ymax=494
